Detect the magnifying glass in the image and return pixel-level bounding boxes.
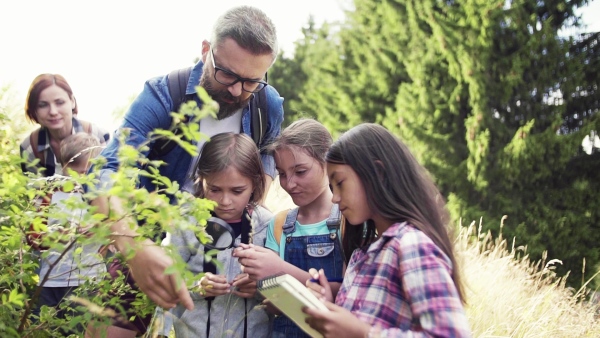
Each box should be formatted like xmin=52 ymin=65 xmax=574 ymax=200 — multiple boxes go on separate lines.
xmin=203 ymin=217 xmax=237 ymax=250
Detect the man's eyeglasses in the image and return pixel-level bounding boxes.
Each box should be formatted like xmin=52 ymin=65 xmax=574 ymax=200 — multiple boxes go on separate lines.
xmin=210 ymin=48 xmax=268 ymax=93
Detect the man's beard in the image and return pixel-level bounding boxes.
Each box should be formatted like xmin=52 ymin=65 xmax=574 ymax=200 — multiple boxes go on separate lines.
xmin=199 ymin=71 xmax=251 ymax=120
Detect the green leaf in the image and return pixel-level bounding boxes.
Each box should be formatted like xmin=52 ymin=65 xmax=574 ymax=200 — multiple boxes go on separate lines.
xmin=62 ymin=180 xmax=75 ymax=193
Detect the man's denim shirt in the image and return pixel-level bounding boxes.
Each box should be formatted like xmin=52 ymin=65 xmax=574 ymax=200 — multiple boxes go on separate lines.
xmin=96 ymin=60 xmax=284 ymax=193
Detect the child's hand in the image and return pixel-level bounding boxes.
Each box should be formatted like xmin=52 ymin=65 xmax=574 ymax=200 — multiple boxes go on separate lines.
xmin=306 ymin=268 xmax=334 ymax=303
xmin=231 ymin=273 xmax=256 ymax=298
xmin=303 ymin=301 xmax=371 ymax=338
xmin=196 ymin=272 xmax=231 ymax=298
xmin=261 ymin=299 xmax=282 ymax=316
xmin=233 ymin=244 xmax=284 ymax=281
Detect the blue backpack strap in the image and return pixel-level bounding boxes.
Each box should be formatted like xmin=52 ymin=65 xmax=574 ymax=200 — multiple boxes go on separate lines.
xmin=168 ymin=66 xmax=194 ymax=112
xmin=148 ymin=67 xmax=195 ymax=160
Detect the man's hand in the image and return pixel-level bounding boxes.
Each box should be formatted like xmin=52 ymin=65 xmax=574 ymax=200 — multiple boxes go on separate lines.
xmin=126 ymin=239 xmax=193 ymax=310
xmin=92 ymin=195 xmax=193 ymax=310
xmin=233 ymin=244 xmax=284 ymax=281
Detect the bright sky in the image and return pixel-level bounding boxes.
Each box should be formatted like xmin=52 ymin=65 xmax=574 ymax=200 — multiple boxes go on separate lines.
xmin=1 ymin=0 xmax=598 ymax=133
xmin=1 ymin=0 xmax=350 ymax=132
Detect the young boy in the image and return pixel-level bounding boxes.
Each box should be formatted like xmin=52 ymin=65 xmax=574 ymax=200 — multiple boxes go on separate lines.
xmin=29 ymin=132 xmax=106 ymax=333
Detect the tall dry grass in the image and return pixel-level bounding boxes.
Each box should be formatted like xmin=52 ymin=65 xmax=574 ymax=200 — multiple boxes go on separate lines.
xmin=460 ymin=217 xmax=600 ymax=337
xmin=266 ymin=184 xmax=600 ymax=337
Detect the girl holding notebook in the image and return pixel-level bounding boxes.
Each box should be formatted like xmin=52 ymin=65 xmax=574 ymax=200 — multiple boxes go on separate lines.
xmin=303 ymin=124 xmax=472 ymax=337
xmin=235 ymin=119 xmax=345 ymax=338
xmin=166 ymin=132 xmax=274 ymax=338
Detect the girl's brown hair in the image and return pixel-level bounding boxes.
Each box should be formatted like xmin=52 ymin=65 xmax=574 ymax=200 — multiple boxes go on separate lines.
xmin=194 ymin=133 xmax=265 ymax=206
xmin=266 ymin=118 xmax=332 ymax=166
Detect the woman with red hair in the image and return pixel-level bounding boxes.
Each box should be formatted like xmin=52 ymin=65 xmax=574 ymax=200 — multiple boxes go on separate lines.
xmin=20 ymin=73 xmax=109 ymax=177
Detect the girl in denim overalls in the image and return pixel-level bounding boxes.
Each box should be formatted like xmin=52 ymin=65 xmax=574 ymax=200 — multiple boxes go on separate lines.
xmin=237 ymin=119 xmax=345 ymax=338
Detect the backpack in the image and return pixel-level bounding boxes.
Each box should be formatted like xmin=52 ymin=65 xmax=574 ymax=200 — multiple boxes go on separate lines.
xmin=148 ymin=66 xmax=269 ymax=159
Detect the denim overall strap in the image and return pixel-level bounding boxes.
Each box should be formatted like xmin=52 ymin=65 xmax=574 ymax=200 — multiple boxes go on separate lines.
xmin=283 ymin=206 xmax=341 ymax=241
xmin=273 ymin=205 xmax=344 ymax=338
xmin=325 ymin=203 xmax=341 ymax=240
xmin=282 ymin=207 xmax=299 ymax=242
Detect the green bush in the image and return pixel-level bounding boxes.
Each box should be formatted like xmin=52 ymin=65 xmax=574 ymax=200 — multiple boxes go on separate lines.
xmin=0 ymin=85 xmax=217 ymax=337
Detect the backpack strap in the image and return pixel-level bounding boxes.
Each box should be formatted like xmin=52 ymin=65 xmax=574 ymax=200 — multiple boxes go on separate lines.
xmin=148 ymin=67 xmax=195 ymax=160
xmin=273 ymin=209 xmax=290 ymax=245
xmin=29 ymin=128 xmax=44 ymax=164
xmin=250 ymin=90 xmax=269 ymax=148
xmin=149 ymin=67 xmax=268 ymax=159
xmin=72 ymin=118 xmax=93 ymax=135
xmin=168 ymin=66 xmax=195 ymax=113
xmin=80 ymin=120 xmax=92 ymax=134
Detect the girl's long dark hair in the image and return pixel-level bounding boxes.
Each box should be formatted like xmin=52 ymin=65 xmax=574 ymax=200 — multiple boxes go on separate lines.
xmin=326 ymin=123 xmax=465 ymax=302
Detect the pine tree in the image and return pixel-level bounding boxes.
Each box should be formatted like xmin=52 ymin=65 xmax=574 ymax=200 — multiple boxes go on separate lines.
xmin=270 ymin=0 xmax=599 ymax=286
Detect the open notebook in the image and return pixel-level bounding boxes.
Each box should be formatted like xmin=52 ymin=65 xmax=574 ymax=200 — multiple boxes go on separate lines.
xmin=258 ymin=273 xmax=329 ymax=337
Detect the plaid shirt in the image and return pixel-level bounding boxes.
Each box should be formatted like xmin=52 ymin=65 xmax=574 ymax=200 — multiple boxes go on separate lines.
xmin=336 ymin=222 xmax=471 ymax=337
xmin=20 ymin=118 xmax=109 ymax=177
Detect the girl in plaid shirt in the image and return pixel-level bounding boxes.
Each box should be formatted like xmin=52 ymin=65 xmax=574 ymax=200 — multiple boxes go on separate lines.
xmin=304 ymin=123 xmax=471 ymax=337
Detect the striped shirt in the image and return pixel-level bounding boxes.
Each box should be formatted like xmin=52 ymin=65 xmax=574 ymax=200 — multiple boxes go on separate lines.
xmin=336 ymin=222 xmax=471 ymax=337
xmin=20 ymin=118 xmax=110 ymax=177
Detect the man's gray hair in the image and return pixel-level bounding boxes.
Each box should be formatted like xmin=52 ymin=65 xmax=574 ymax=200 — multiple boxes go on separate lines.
xmin=212 ymin=6 xmax=278 ymax=62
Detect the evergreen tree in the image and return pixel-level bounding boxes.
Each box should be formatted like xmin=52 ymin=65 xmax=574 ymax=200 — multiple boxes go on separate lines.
xmin=273 ymin=0 xmax=599 ymax=287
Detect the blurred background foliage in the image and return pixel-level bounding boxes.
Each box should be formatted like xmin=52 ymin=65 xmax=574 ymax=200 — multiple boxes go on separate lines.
xmin=269 ymin=0 xmax=600 ymax=289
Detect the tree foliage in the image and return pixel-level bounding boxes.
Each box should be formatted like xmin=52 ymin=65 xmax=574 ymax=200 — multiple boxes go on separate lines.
xmin=273 ymin=0 xmax=599 ymax=287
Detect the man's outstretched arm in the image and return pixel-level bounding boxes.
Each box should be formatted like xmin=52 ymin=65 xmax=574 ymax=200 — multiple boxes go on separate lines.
xmin=91 ymin=194 xmax=193 ymax=310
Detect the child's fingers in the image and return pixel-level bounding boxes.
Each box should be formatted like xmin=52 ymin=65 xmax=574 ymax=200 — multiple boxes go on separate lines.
xmin=306 ymin=284 xmax=325 ymax=300
xmin=323 ymin=301 xmax=342 ymax=311
xmin=262 ymin=299 xmax=283 ymax=315
xmin=232 ymin=274 xmax=255 ymax=287
xmin=199 ymin=274 xmax=230 ymax=292
xmin=207 ymin=280 xmax=231 ymax=291
xmin=231 ymin=273 xmax=246 ymax=283
xmin=302 ymin=305 xmax=327 ymax=317
xmin=236 ymin=243 xmax=251 ymax=250
xmin=204 ymin=273 xmax=228 ymax=284
xmin=233 ymin=283 xmax=257 ymax=298
xmin=233 ymin=248 xmax=256 ymax=259
xmin=318 ymin=269 xmax=329 ymax=285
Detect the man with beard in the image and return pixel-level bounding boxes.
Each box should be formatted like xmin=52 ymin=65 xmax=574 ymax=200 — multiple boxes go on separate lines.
xmin=88 ymin=6 xmax=283 ymax=336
